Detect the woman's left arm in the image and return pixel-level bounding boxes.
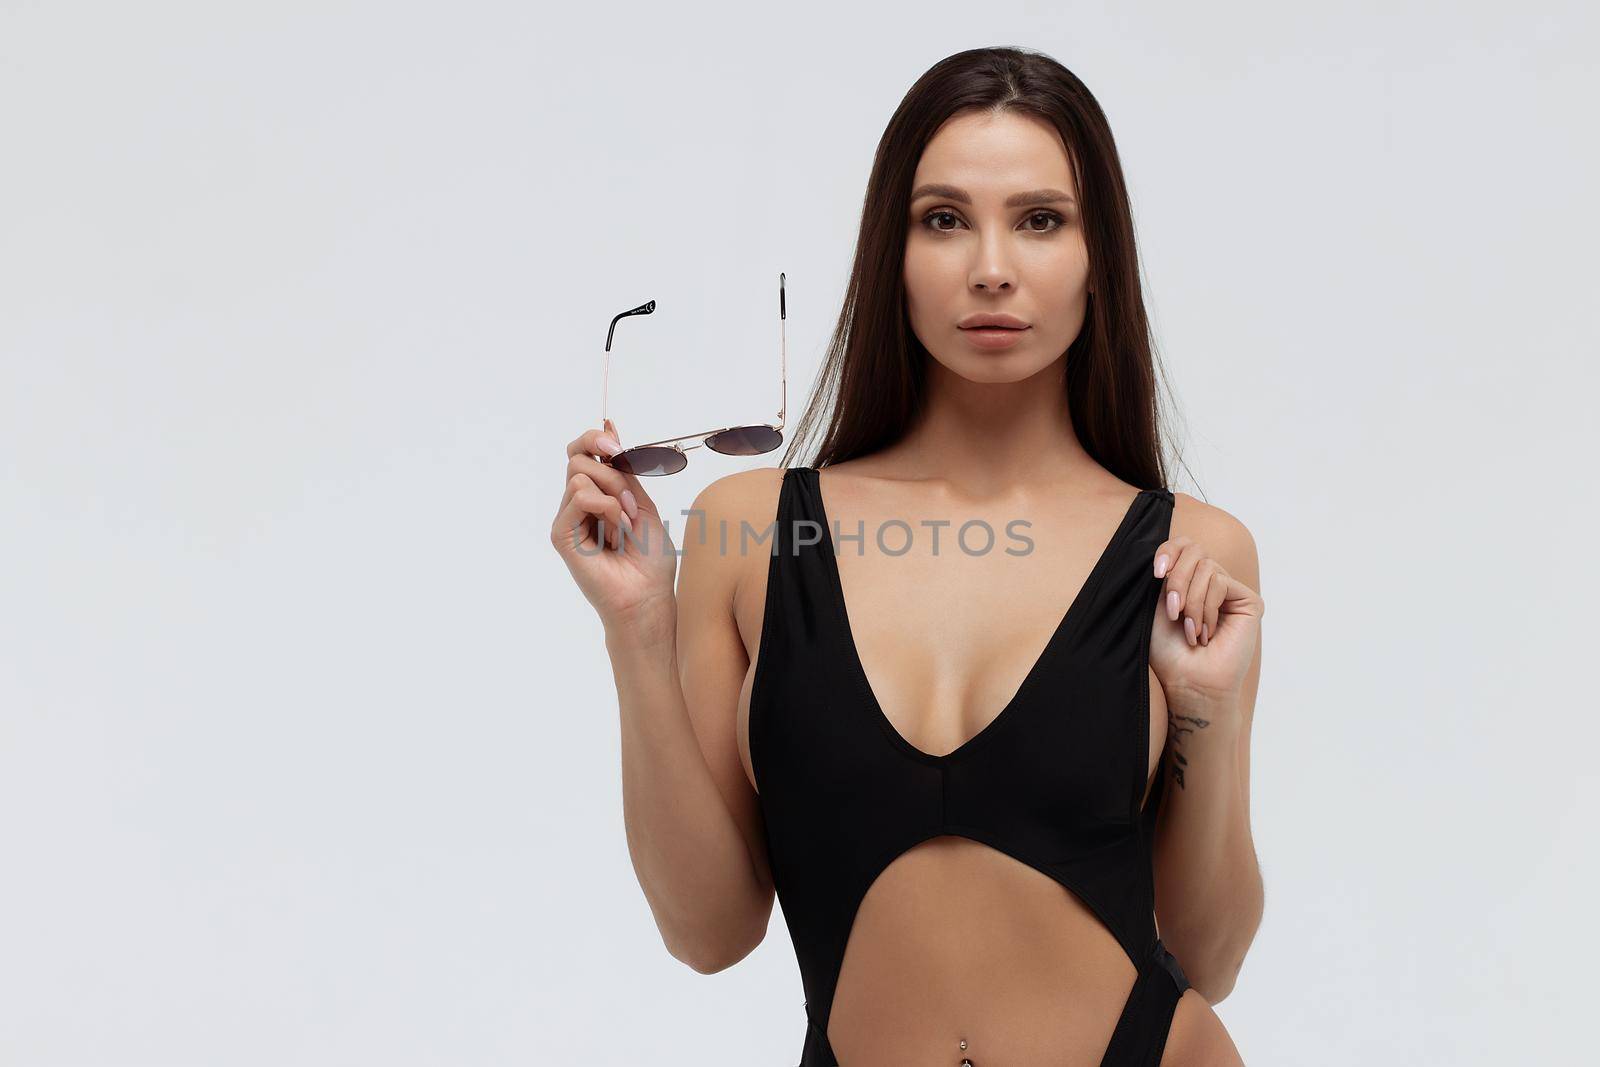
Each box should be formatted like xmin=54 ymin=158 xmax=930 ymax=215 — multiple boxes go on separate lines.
xmin=1148 ymin=497 xmax=1266 ymax=1004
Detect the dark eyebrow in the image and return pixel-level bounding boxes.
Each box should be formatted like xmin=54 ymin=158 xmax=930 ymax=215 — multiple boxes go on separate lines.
xmin=909 ymin=183 xmax=1076 ymax=208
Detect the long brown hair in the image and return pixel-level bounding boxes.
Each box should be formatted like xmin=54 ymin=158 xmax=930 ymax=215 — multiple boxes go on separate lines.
xmin=780 ymin=46 xmax=1186 ymax=493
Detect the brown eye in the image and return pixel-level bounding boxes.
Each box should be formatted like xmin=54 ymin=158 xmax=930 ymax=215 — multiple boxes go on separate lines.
xmin=1025 ymin=211 xmax=1065 ymax=232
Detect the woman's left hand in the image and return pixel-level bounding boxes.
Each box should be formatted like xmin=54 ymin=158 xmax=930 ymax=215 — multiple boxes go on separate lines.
xmin=1148 ymin=534 xmax=1264 ymax=722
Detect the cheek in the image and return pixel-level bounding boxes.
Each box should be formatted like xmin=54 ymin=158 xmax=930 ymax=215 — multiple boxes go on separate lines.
xmin=902 ymin=249 xmax=961 ymax=354
xmin=1043 ymin=235 xmax=1091 ymax=282
xmin=902 ymin=241 xmax=959 ymax=317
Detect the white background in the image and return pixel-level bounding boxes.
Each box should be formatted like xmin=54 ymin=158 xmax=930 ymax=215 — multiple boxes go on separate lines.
xmin=3 ymin=2 xmax=1596 ymax=1064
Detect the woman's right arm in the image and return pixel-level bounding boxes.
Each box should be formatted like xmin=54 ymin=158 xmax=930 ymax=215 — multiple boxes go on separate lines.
xmin=551 ymin=422 xmax=775 ymax=973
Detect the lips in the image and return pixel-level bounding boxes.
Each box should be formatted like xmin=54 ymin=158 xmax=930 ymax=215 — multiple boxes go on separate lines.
xmin=960 ymin=323 xmax=1029 ymax=349
xmin=958 ymin=313 xmax=1031 ymax=330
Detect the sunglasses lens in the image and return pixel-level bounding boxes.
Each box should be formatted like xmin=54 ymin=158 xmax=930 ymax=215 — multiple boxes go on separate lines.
xmin=705 ymin=425 xmax=782 ymax=457
xmin=611 ymin=447 xmax=687 ymax=476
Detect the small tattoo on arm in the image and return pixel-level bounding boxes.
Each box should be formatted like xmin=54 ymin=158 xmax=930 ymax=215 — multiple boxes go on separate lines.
xmin=1166 ymin=712 xmax=1210 ymax=790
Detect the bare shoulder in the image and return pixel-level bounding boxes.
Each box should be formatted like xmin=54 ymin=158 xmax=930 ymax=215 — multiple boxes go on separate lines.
xmin=1169 ymin=491 xmax=1261 ymax=591
xmin=686 ymin=466 xmax=787 ymax=527
xmin=678 ymin=467 xmax=789 ymax=607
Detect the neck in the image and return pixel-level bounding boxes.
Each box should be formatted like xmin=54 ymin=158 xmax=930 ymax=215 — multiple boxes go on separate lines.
xmin=878 ymin=355 xmax=1100 ymax=496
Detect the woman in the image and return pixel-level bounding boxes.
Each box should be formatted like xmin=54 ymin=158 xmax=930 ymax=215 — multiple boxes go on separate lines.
xmin=553 ymin=46 xmax=1263 ymax=1066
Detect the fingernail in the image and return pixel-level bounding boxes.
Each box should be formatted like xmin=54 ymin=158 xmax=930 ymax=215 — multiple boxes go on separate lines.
xmin=596 ymin=434 xmax=621 ymax=456
xmin=621 ymin=488 xmax=638 ymax=518
xmin=1185 ymin=616 xmax=1196 ymax=645
xmin=1167 ymin=590 xmax=1180 ymax=620
xmin=1154 ymin=553 xmax=1169 ymax=579
xmin=1201 ymin=622 xmax=1210 ymax=645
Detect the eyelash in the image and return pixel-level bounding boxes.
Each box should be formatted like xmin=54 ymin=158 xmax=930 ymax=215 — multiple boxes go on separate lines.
xmin=920 ymin=209 xmax=1067 ymax=234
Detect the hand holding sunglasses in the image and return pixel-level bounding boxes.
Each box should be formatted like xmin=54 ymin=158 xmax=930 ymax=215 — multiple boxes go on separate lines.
xmin=599 ymin=273 xmax=788 ymax=476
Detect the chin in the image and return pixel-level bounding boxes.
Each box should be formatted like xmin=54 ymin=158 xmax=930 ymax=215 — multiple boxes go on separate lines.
xmin=931 ymin=352 xmax=1057 ymax=384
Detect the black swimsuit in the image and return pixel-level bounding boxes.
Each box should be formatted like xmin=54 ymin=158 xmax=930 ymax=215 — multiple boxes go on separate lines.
xmin=749 ymin=466 xmax=1190 ymax=1066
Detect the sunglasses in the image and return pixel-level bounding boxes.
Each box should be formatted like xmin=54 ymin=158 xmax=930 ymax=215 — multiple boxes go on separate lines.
xmin=599 ymin=272 xmax=788 ymax=476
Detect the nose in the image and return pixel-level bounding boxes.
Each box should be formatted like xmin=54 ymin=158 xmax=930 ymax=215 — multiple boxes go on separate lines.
xmin=969 ymin=244 xmax=1016 ymax=292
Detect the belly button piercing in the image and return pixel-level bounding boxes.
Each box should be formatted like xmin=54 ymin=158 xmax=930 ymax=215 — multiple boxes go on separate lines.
xmin=959 ymin=1036 xmax=972 ymax=1066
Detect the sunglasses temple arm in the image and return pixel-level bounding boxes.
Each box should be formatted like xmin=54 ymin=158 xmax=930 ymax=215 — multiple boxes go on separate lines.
xmin=777 ymin=272 xmax=787 ymax=428
xmin=601 ymin=299 xmax=654 ymax=440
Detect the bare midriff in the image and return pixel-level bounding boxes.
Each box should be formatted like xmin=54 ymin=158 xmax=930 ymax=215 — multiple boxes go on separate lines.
xmin=828 ymin=835 xmax=1142 ymax=1062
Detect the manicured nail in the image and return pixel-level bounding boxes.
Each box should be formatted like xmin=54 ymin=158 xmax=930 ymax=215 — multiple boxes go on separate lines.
xmin=1167 ymin=590 xmax=1180 ymax=620
xmin=620 ymin=488 xmax=638 ymax=518
xmin=1154 ymin=553 xmax=1170 ymax=579
xmin=1185 ymin=616 xmax=1196 ymax=645
xmin=596 ymin=434 xmax=621 ymax=456
xmin=1201 ymin=622 xmax=1210 ymax=645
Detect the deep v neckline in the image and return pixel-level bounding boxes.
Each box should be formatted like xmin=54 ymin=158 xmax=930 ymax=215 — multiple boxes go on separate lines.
xmin=806 ymin=466 xmax=1151 ymax=766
